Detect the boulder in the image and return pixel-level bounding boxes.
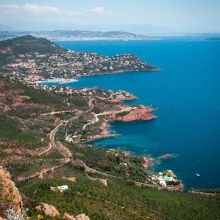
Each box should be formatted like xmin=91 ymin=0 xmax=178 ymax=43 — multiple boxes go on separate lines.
xmin=35 ymin=203 xmax=60 ymax=217
xmin=63 ymin=212 xmax=76 ymax=220
xmin=75 ymin=214 xmax=90 ymax=220
xmin=99 ymin=179 xmax=108 ymax=186
xmin=63 ymin=176 xmax=77 ymax=182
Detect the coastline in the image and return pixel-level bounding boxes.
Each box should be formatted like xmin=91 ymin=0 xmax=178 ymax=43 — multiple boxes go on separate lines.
xmin=75 ymin=67 xmax=160 ymax=79
xmin=50 ymin=37 xmax=162 ymax=41
xmin=86 ymin=105 xmax=157 ymax=142
xmin=31 ymin=64 xmax=183 ymax=190
xmin=35 ymin=78 xmax=78 ymax=84
xmin=33 ymin=68 xmax=160 ymax=85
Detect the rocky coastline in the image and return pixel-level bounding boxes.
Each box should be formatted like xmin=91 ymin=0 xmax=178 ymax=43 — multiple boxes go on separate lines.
xmin=29 ymin=72 xmax=183 ymax=191
xmin=87 ymin=105 xmax=157 ymax=142
xmin=109 ymin=105 xmax=156 ymax=122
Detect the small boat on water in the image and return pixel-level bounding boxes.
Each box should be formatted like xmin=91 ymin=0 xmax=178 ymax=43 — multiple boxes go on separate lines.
xmin=195 ymin=173 xmax=200 ymax=177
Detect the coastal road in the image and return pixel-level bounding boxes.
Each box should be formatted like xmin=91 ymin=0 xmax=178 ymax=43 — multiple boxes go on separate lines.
xmin=82 ymin=106 xmax=134 ymax=131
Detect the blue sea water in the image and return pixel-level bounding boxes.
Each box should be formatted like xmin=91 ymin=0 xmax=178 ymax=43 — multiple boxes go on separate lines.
xmin=52 ymin=39 xmax=220 ymax=189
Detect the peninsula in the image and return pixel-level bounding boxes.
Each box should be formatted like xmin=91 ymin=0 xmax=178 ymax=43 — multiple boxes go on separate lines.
xmin=0 ymin=35 xmax=159 ymax=83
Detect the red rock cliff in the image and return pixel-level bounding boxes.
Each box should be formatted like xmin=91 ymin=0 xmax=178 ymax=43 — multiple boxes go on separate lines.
xmin=0 ymin=166 xmax=23 ymax=218
xmin=110 ymin=105 xmax=156 ymax=122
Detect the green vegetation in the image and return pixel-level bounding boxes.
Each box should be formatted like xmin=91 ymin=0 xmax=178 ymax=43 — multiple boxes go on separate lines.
xmin=0 ymin=35 xmax=157 ymax=79
xmin=0 ymin=76 xmax=219 ymax=220
xmin=23 ymin=86 xmax=64 ymax=106
xmin=0 ymin=114 xmax=43 ymax=147
xmin=66 ymin=143 xmax=150 ymax=183
xmin=0 ymin=176 xmax=18 ymax=218
xmin=0 ymin=77 xmax=66 ymax=148
xmin=0 ymin=35 xmax=65 ymax=56
xmin=21 ymin=175 xmax=220 ymax=220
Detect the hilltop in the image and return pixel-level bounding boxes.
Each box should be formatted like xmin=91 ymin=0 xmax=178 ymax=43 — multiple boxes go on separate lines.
xmin=0 ymin=35 xmax=65 ymax=54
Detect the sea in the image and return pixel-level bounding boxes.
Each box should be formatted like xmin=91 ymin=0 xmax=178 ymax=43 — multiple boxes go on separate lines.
xmin=46 ymin=37 xmax=220 ymax=189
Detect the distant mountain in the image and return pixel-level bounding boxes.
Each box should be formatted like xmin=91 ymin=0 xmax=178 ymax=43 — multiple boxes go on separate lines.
xmin=100 ymin=24 xmax=176 ymax=35
xmin=39 ymin=30 xmax=139 ymax=37
xmin=0 ymin=30 xmax=153 ymax=41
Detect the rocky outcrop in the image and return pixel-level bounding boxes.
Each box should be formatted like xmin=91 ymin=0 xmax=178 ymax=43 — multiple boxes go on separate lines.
xmin=63 ymin=213 xmax=90 ymax=220
xmin=63 ymin=176 xmax=77 ymax=182
xmin=122 ymin=151 xmax=131 ymax=157
xmin=87 ymin=105 xmax=156 ymax=142
xmin=35 ymin=203 xmax=60 ymax=217
xmin=0 ymin=166 xmax=23 ymax=218
xmin=35 ymin=204 xmax=90 ymax=220
xmin=75 ymin=214 xmax=90 ymax=220
xmin=87 ymin=175 xmax=108 ymax=186
xmin=159 ymin=154 xmax=174 ymax=159
xmin=110 ymin=105 xmax=156 ymax=122
xmin=63 ymin=212 xmax=76 ymax=220
xmin=99 ymin=179 xmax=108 ymax=186
xmin=142 ymin=156 xmax=155 ymax=169
xmin=110 ymin=95 xmax=137 ymax=103
xmin=86 ymin=121 xmax=117 ymax=141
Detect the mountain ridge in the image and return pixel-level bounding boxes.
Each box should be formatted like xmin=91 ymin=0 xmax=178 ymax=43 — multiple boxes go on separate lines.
xmin=0 ymin=30 xmax=152 ymax=41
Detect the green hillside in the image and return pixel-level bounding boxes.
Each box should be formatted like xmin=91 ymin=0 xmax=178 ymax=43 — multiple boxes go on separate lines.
xmin=0 ymin=76 xmax=219 ymax=220
xmin=0 ymin=35 xmax=65 ymax=54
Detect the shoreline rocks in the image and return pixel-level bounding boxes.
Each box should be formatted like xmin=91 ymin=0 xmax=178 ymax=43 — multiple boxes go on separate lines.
xmin=110 ymin=105 xmax=156 ymax=122
xmin=142 ymin=156 xmax=155 ymax=169
xmin=87 ymin=105 xmax=156 ymax=142
xmin=159 ymin=154 xmax=174 ymax=160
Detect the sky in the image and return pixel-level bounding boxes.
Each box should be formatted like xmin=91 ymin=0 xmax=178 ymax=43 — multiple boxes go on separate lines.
xmin=0 ymin=0 xmax=220 ymax=34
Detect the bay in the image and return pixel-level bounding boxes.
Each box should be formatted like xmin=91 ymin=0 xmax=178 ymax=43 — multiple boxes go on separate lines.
xmin=50 ymin=39 xmax=220 ymax=189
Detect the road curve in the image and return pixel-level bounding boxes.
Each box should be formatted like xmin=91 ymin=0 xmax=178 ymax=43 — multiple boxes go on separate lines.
xmin=49 ymin=122 xmax=72 ymax=159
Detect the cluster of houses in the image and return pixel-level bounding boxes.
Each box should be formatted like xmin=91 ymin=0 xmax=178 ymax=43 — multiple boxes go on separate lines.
xmin=31 ymin=83 xmax=134 ymax=102
xmin=1 ymin=50 xmax=148 ymax=80
xmin=152 ymin=170 xmax=183 ymax=190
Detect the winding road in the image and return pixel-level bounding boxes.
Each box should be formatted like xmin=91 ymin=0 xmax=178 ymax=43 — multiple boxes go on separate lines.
xmin=49 ymin=122 xmax=72 ymax=159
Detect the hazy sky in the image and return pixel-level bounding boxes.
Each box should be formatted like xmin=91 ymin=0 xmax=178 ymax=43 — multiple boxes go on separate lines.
xmin=0 ymin=0 xmax=220 ymax=33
